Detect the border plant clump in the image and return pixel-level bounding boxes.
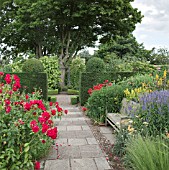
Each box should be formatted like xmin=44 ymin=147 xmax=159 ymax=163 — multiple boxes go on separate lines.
xmin=0 ymin=72 xmax=68 ymax=169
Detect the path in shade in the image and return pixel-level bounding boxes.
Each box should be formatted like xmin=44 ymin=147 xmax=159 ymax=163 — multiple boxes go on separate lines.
xmin=40 ymin=94 xmax=112 ymax=170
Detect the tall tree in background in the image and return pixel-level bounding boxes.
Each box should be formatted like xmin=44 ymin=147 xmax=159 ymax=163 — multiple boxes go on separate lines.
xmin=0 ymin=0 xmax=142 ymax=87
xmin=96 ymin=34 xmax=152 ymax=60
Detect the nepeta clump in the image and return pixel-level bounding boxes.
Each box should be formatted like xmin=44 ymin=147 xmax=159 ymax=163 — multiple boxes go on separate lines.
xmin=129 ymin=90 xmax=169 ymax=136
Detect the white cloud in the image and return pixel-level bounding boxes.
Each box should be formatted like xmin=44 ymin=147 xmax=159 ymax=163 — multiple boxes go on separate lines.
xmin=132 ymin=0 xmax=169 ymax=49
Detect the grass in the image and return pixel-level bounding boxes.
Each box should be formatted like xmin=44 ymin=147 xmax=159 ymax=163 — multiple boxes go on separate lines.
xmin=124 ymin=135 xmax=169 ymax=170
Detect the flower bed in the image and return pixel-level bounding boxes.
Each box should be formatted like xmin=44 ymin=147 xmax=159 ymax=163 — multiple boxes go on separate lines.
xmin=0 ymin=72 xmax=67 ymax=169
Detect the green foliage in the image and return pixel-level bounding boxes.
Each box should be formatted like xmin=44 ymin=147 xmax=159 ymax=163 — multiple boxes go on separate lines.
xmin=4 ymin=73 xmax=48 ymax=100
xmin=149 ymin=48 xmax=169 ymax=64
xmin=10 ymin=61 xmax=22 ymax=72
xmin=129 ymin=90 xmax=169 ymax=136
xmin=86 ymin=84 xmax=128 ymax=123
xmin=124 ymin=135 xmax=169 ymax=170
xmin=22 ymin=58 xmax=44 ymax=73
xmin=86 ymin=57 xmax=105 ymax=73
xmin=70 ymin=57 xmax=86 ymax=89
xmin=40 ymin=56 xmax=61 ymax=90
xmin=67 ymin=89 xmax=79 ymax=95
xmin=0 ymin=74 xmax=61 ymax=169
xmin=48 ymin=89 xmax=58 ymax=95
xmin=3 ymin=65 xmax=12 ymax=72
xmin=71 ymin=96 xmax=78 ymax=105
xmin=48 ymin=96 xmax=57 ymax=102
xmin=96 ymin=34 xmax=152 ymax=60
xmin=80 ymin=72 xmax=135 ymax=105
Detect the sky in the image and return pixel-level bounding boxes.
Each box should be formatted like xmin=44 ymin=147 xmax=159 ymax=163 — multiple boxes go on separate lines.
xmin=88 ymin=0 xmax=169 ymax=54
xmin=132 ymin=0 xmax=169 ymax=50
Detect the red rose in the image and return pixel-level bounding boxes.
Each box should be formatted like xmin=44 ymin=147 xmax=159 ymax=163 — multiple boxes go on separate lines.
xmin=34 ymin=161 xmax=40 ymax=170
xmin=57 ymin=107 xmax=62 ymax=112
xmin=4 ymin=74 xmax=11 ymax=84
xmin=32 ymin=125 xmax=40 ymax=133
xmin=25 ymin=94 xmax=29 ymax=100
xmin=49 ymin=102 xmax=53 ymax=106
xmin=51 ymin=109 xmax=56 ymax=116
xmin=24 ymin=102 xmax=32 ymax=111
xmin=0 ymin=72 xmax=4 ymax=77
xmin=42 ymin=111 xmax=50 ymax=120
xmin=30 ymin=120 xmax=37 ymax=127
xmin=82 ymin=107 xmax=87 ymax=112
xmin=5 ymin=106 xmax=11 ymax=113
xmin=5 ymin=99 xmax=10 ymax=106
xmin=88 ymin=88 xmax=93 ymax=95
xmin=42 ymin=123 xmax=49 ymax=133
xmin=64 ymin=110 xmax=68 ymax=114
xmin=47 ymin=127 xmax=58 ymax=139
xmin=38 ymin=116 xmax=46 ymax=124
xmin=41 ymin=139 xmax=46 ymax=143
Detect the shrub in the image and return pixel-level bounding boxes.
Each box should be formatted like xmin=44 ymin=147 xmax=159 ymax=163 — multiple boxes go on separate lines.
xmin=40 ymin=56 xmax=61 ymax=89
xmin=3 ymin=65 xmax=12 ymax=72
xmin=86 ymin=57 xmax=105 ymax=73
xmin=48 ymin=89 xmax=59 ymax=95
xmin=22 ymin=58 xmax=44 ymax=73
xmin=80 ymin=72 xmax=135 ymax=105
xmin=129 ymin=90 xmax=169 ymax=136
xmin=67 ymin=89 xmax=79 ymax=95
xmin=0 ymin=72 xmax=67 ymax=169
xmin=71 ymin=96 xmax=78 ymax=105
xmin=70 ymin=57 xmax=86 ymax=89
xmin=124 ymin=135 xmax=169 ymax=170
xmin=86 ymin=84 xmax=127 ymax=123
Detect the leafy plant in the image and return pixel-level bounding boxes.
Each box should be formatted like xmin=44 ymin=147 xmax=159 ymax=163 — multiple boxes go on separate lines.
xmin=40 ymin=56 xmax=61 ymax=90
xmin=129 ymin=90 xmax=169 ymax=136
xmin=86 ymin=57 xmax=105 ymax=73
xmin=22 ymin=58 xmax=44 ymax=73
xmin=124 ymin=135 xmax=169 ymax=170
xmin=70 ymin=57 xmax=86 ymax=89
xmin=0 ymin=72 xmax=67 ymax=169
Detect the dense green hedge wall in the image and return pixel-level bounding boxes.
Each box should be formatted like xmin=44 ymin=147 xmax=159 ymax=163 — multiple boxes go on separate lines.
xmin=79 ymin=72 xmax=135 ymax=105
xmin=3 ymin=73 xmax=48 ymax=100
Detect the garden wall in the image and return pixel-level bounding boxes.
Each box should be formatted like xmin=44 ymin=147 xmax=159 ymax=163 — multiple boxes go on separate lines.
xmin=79 ymin=72 xmax=135 ymax=105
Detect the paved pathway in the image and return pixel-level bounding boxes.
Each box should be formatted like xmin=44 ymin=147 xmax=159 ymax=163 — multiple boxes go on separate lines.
xmin=41 ymin=94 xmax=111 ymax=170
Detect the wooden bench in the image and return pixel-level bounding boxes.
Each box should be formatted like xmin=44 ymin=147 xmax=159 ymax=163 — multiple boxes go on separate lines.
xmin=105 ymin=98 xmax=139 ymax=131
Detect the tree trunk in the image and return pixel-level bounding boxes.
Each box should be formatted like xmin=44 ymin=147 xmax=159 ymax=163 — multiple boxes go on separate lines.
xmin=35 ymin=43 xmax=43 ymax=58
xmin=59 ymin=59 xmax=66 ymax=89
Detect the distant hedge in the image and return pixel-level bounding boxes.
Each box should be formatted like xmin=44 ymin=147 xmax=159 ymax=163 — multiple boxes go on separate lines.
xmin=79 ymin=72 xmax=135 ymax=105
xmin=3 ymin=73 xmax=48 ymax=100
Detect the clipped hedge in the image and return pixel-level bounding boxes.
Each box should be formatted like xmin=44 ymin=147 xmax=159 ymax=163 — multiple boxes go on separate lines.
xmin=67 ymin=89 xmax=79 ymax=95
xmin=80 ymin=72 xmax=135 ymax=105
xmin=48 ymin=89 xmax=59 ymax=95
xmin=71 ymin=96 xmax=78 ymax=105
xmin=3 ymin=73 xmax=48 ymax=100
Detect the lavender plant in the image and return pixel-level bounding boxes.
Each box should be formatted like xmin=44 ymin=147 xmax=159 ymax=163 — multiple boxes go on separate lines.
xmin=129 ymin=90 xmax=169 ymax=136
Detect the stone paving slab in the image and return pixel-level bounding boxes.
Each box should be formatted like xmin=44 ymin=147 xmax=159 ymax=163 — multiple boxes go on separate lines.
xmin=58 ymin=126 xmax=67 ymax=131
xmin=58 ymin=146 xmax=81 ymax=159
xmin=71 ymin=158 xmax=97 ymax=170
xmin=81 ymin=125 xmax=91 ymax=131
xmin=67 ymin=125 xmax=82 ymax=131
xmin=68 ymin=138 xmax=87 ymax=146
xmin=104 ymin=134 xmax=116 ymax=144
xmin=100 ymin=126 xmax=114 ymax=134
xmin=86 ymin=138 xmax=98 ymax=145
xmin=59 ymin=131 xmax=77 ymax=138
xmin=44 ymin=159 xmax=70 ymax=170
xmin=55 ymin=138 xmax=68 ymax=146
xmin=80 ymin=145 xmax=104 ymax=158
xmin=94 ymin=157 xmax=111 ymax=170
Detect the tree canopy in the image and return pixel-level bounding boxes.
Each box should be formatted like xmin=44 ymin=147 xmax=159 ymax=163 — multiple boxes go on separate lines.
xmin=0 ymin=0 xmax=143 ymax=87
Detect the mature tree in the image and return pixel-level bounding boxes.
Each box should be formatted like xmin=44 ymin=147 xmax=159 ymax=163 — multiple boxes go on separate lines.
xmin=95 ymin=34 xmax=152 ymax=60
xmin=0 ymin=0 xmax=142 ymax=87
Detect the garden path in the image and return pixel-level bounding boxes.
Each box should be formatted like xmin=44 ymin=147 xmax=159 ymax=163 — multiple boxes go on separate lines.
xmin=40 ymin=94 xmax=112 ymax=170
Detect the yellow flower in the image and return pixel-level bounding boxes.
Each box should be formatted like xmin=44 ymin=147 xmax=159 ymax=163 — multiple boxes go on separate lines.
xmin=157 ymin=78 xmax=163 ymax=86
xmin=166 ymin=133 xmax=169 ymax=138
xmin=128 ymin=125 xmax=134 ymax=133
xmin=156 ymin=74 xmax=159 ymax=81
xmin=163 ymin=70 xmax=167 ymax=78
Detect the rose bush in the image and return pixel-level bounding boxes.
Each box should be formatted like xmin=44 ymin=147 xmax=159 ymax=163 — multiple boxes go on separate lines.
xmin=0 ymin=72 xmax=67 ymax=169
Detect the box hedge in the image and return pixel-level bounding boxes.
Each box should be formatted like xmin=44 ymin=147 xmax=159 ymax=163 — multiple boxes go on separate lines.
xmin=79 ymin=72 xmax=135 ymax=105
xmin=67 ymin=89 xmax=79 ymax=95
xmin=48 ymin=89 xmax=58 ymax=95
xmin=3 ymin=72 xmax=48 ymax=100
xmin=71 ymin=96 xmax=79 ymax=105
